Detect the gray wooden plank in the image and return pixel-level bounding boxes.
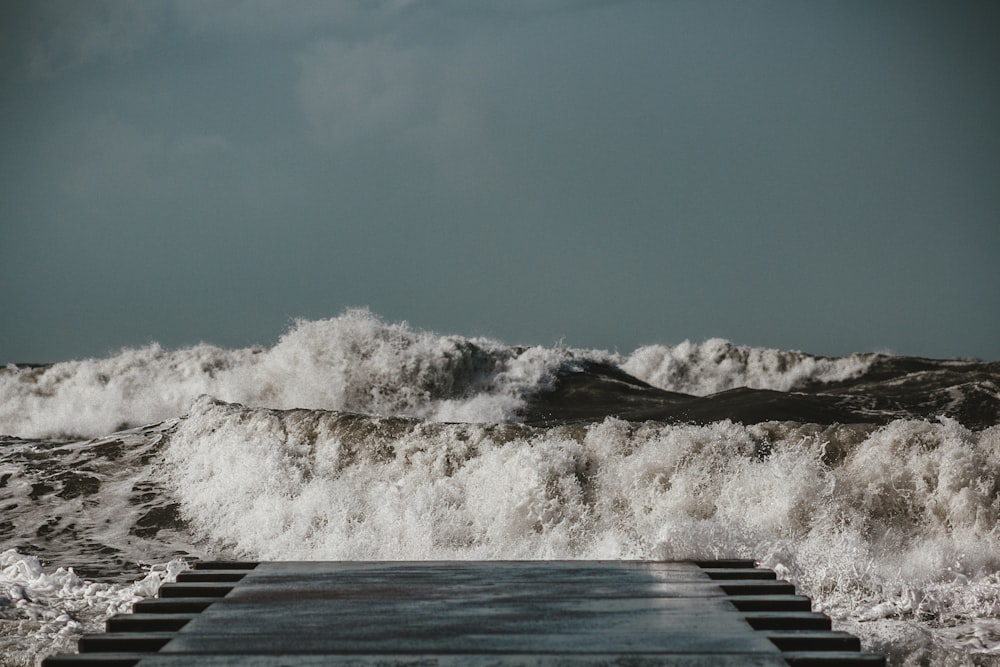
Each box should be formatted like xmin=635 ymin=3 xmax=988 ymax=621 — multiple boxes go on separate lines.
xmin=725 ymin=595 xmax=812 ymax=611
xmin=159 ymin=631 xmax=782 ymax=654
xmin=43 ymin=561 xmax=884 ymax=667
xmin=741 ymin=611 xmax=832 ymax=630
xmin=175 ymin=571 xmax=248 ymax=583
xmin=783 ymin=652 xmax=886 ymax=666
xmin=179 ymin=597 xmax=749 ymax=636
xmin=150 ymin=562 xmax=782 ymax=657
xmin=45 ymin=655 xmax=793 ymax=667
xmin=132 ymin=597 xmax=218 ymax=613
xmin=133 ymin=655 xmax=794 ymax=666
xmin=106 ymin=613 xmax=197 ymax=632
xmin=700 ymin=567 xmax=777 ymax=580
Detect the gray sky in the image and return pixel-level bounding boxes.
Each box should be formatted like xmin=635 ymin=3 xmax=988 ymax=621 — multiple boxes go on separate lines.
xmin=2 ymin=0 xmax=998 ymax=363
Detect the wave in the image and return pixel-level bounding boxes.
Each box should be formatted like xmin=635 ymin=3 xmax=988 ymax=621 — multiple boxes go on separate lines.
xmin=163 ymin=400 xmax=1000 ymax=589
xmin=1 ymin=310 xmax=891 ymax=441
xmin=3 ymin=396 xmax=1000 ymax=663
xmin=3 ymin=311 xmax=999 ymax=665
xmin=161 ymin=400 xmax=1000 ymax=662
xmin=0 ymin=309 xmax=572 ymax=440
xmin=621 ymin=338 xmax=876 ymax=395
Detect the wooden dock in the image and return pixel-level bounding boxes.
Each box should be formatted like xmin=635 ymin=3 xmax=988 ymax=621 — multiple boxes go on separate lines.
xmin=44 ymin=560 xmax=884 ymax=666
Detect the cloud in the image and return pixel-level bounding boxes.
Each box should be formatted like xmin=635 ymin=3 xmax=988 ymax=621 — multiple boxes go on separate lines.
xmin=55 ymin=116 xmax=254 ymax=202
xmin=174 ymin=134 xmax=237 ymax=157
xmin=16 ymin=0 xmax=165 ymax=79
xmin=296 ymin=37 xmax=438 ymax=150
xmin=172 ymin=0 xmax=414 ymax=37
xmin=59 ymin=116 xmax=166 ymax=198
xmin=294 ymin=33 xmax=501 ymax=202
xmin=7 ymin=0 xmax=416 ymax=79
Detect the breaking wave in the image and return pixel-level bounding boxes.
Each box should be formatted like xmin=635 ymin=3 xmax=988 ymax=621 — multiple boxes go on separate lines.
xmin=1 ymin=310 xmax=883 ymax=441
xmin=3 ymin=310 xmax=999 ymax=665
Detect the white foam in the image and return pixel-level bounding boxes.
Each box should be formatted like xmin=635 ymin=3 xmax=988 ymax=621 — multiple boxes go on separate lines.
xmin=164 ymin=403 xmax=1000 ymax=659
xmin=0 ymin=343 xmax=257 ymax=440
xmin=235 ymin=311 xmax=564 ymax=423
xmin=5 ymin=403 xmax=999 ymax=663
xmin=0 ymin=310 xmax=569 ymax=439
xmin=622 ymin=338 xmax=876 ymax=395
xmin=1 ymin=311 xmax=885 ymax=441
xmin=0 ymin=549 xmax=187 ymax=666
xmin=166 ymin=399 xmax=1000 ymax=643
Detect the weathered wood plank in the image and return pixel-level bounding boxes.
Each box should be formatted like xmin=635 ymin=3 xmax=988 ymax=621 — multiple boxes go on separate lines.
xmin=42 ymin=561 xmax=885 ymax=667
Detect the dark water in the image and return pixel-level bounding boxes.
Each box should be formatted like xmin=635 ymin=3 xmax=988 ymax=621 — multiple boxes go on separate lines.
xmin=525 ymin=356 xmax=1000 ymax=428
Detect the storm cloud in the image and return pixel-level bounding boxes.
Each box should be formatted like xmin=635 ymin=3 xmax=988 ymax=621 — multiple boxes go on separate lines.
xmin=2 ymin=1 xmax=998 ymax=362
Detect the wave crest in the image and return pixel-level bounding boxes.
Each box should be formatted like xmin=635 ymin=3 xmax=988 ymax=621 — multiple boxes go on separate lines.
xmin=165 ymin=397 xmax=1000 ymax=630
xmin=0 ymin=310 xmax=566 ymax=439
xmin=622 ymin=338 xmax=876 ymax=395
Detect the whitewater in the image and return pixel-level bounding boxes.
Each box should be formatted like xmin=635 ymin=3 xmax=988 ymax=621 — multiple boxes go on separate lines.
xmin=2 ymin=309 xmax=999 ymax=666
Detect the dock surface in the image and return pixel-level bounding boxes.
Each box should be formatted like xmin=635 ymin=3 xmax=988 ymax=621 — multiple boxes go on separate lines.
xmin=45 ymin=560 xmax=884 ymax=666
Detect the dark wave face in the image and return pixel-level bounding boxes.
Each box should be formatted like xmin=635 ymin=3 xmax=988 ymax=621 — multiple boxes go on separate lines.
xmin=524 ymin=357 xmax=1000 ymax=429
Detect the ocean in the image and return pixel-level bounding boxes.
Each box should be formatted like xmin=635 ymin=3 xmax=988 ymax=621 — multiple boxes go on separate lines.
xmin=2 ymin=309 xmax=998 ymax=666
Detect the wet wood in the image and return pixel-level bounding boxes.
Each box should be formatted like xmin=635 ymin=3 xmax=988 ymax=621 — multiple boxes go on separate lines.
xmin=43 ymin=560 xmax=885 ymax=666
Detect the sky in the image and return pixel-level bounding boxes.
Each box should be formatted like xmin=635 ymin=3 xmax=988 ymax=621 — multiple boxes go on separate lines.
xmin=2 ymin=0 xmax=998 ymax=363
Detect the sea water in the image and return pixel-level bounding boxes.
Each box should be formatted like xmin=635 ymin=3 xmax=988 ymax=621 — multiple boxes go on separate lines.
xmin=2 ymin=309 xmax=999 ymax=666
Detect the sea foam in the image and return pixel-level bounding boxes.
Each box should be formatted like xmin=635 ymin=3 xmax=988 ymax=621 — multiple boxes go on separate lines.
xmin=3 ymin=311 xmax=997 ymax=666
xmin=0 ymin=310 xmax=876 ymax=440
xmin=0 ymin=549 xmax=186 ymax=667
xmin=622 ymin=338 xmax=875 ymax=395
xmin=0 ymin=310 xmax=568 ymax=439
xmin=165 ymin=397 xmax=1000 ymax=638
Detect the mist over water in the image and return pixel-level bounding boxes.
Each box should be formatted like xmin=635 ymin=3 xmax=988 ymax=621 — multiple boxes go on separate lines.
xmin=2 ymin=310 xmax=1000 ymax=665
